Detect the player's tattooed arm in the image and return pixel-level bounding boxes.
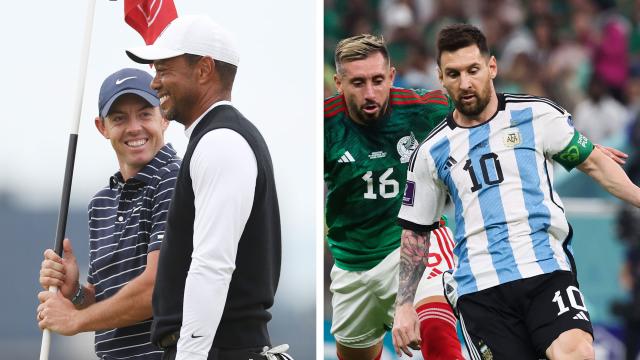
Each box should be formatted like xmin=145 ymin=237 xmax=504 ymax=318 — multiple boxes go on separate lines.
xmin=396 ymin=229 xmax=431 ymax=306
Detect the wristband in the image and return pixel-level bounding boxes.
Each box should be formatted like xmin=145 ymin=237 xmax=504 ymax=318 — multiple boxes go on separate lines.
xmin=71 ymin=283 xmax=85 ymax=306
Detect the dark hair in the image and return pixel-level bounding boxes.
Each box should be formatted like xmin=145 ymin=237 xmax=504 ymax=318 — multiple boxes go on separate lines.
xmin=213 ymin=59 xmax=237 ymax=88
xmin=184 ymin=54 xmax=237 ymax=89
xmin=436 ymin=24 xmax=489 ymax=65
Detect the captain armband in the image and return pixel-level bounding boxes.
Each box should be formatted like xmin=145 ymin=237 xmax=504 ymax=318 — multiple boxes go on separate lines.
xmin=552 ymin=130 xmax=594 ymax=171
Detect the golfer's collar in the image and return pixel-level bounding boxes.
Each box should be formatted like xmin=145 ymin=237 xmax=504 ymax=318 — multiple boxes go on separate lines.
xmin=185 ymin=100 xmax=233 ymax=139
xmin=109 ymin=143 xmax=177 ymax=189
xmin=109 ymin=172 xmax=125 ymax=190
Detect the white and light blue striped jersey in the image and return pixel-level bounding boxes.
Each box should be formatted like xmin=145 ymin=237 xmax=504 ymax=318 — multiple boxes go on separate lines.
xmin=399 ymin=93 xmax=587 ymax=298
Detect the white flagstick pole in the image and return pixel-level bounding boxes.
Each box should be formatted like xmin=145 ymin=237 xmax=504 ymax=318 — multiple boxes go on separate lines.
xmin=39 ymin=0 xmax=97 ymax=359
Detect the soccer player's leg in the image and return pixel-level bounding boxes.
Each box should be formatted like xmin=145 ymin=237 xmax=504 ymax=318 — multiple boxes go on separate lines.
xmin=335 ymin=343 xmax=382 ymax=360
xmin=330 ymin=249 xmax=399 ymax=360
xmin=457 ymin=286 xmax=539 ymax=360
xmin=414 ymin=227 xmax=462 ymax=359
xmin=525 ymin=271 xmax=594 ymax=360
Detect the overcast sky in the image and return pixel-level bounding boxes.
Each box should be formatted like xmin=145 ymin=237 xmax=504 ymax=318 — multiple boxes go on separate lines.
xmin=0 ymin=0 xmax=317 ymax=310
xmin=1 ymin=0 xmax=315 ymax=208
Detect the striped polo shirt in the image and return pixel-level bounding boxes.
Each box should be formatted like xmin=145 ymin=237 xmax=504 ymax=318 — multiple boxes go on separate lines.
xmin=87 ymin=144 xmax=180 ymax=359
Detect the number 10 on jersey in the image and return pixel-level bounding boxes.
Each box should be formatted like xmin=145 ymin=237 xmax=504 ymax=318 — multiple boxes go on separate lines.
xmin=463 ymin=152 xmax=504 ymax=192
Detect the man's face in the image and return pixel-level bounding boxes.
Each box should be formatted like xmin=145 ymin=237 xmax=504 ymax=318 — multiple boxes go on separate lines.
xmin=334 ymin=52 xmax=395 ymax=125
xmin=151 ymin=55 xmax=200 ymax=125
xmin=438 ymin=45 xmax=496 ymax=117
xmin=95 ymin=94 xmax=168 ymax=174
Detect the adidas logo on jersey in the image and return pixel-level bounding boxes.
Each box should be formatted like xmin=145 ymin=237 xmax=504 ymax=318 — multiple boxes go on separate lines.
xmin=427 ymin=267 xmax=443 ymax=279
xmin=573 ymin=311 xmax=589 ymax=321
xmin=445 ymin=156 xmax=457 ymax=170
xmin=338 ymin=151 xmax=355 ymax=163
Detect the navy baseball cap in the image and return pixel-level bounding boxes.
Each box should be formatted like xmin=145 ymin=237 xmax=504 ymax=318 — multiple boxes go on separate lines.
xmin=98 ymin=68 xmax=160 ymax=118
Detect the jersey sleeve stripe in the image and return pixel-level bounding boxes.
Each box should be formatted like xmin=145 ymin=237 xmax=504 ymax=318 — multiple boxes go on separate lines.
xmin=443 ymin=228 xmax=456 ymax=260
xmin=423 ymin=120 xmax=449 ymax=143
xmin=391 ymin=87 xmax=443 ymax=95
xmin=391 ymin=99 xmax=449 ymax=106
xmin=434 ymin=228 xmax=453 ymax=269
xmin=504 ymin=93 xmax=566 ymax=114
xmin=390 ymin=89 xmax=447 ymax=101
xmin=325 ymin=106 xmax=346 ymax=118
xmin=543 ymin=160 xmax=564 ymax=212
xmin=398 ymin=218 xmax=440 ymax=233
xmin=324 ymin=95 xmax=343 ymax=106
xmin=438 ymin=228 xmax=455 ymax=268
xmin=390 ymin=92 xmax=447 ymax=100
xmin=390 ymin=95 xmax=448 ymax=103
xmin=408 ymin=139 xmax=424 ymax=172
xmin=390 ymin=87 xmax=415 ymax=94
xmin=324 ymin=98 xmax=345 ymax=112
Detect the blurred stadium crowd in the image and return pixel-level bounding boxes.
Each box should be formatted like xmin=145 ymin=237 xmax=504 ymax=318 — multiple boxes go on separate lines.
xmin=325 ymin=0 xmax=640 ymax=144
xmin=325 ymin=0 xmax=640 ymax=357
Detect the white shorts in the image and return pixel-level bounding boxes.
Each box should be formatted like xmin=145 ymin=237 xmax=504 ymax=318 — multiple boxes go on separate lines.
xmin=330 ymin=227 xmax=456 ymax=348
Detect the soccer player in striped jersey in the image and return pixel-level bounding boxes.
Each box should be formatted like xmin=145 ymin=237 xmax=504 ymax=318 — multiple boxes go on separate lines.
xmin=394 ymin=24 xmax=640 ymax=359
xmin=37 ymin=68 xmax=180 ymax=359
xmin=325 ymin=34 xmax=463 ymax=360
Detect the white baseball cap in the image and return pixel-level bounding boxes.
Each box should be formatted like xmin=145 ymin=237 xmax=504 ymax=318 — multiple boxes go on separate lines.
xmin=126 ymin=15 xmax=239 ymax=66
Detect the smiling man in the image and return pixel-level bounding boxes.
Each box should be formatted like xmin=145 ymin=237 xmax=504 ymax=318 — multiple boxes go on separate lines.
xmin=126 ymin=15 xmax=290 ymax=360
xmin=37 ymin=68 xmax=180 ymax=359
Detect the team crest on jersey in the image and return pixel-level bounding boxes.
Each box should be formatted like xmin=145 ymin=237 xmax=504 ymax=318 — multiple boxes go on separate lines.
xmin=479 ymin=341 xmax=493 ymax=360
xmin=503 ymin=128 xmax=521 ymax=148
xmin=397 ymin=132 xmax=418 ymax=163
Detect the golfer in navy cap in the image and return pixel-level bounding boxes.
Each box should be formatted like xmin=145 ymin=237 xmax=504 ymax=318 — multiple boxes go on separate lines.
xmin=37 ymin=68 xmax=181 ymax=360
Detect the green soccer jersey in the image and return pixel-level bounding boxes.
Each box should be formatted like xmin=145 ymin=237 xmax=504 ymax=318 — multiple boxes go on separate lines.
xmin=324 ymin=87 xmax=453 ymax=271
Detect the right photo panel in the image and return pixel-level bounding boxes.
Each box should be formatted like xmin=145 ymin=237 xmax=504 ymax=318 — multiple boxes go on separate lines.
xmin=324 ymin=1 xmax=640 ymax=359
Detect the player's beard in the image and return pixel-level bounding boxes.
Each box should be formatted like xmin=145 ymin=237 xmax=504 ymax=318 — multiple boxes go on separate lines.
xmin=455 ymin=84 xmax=491 ymax=117
xmin=160 ymin=106 xmax=176 ymax=123
xmin=159 ymin=92 xmax=196 ymax=125
xmin=349 ymin=99 xmax=389 ymax=125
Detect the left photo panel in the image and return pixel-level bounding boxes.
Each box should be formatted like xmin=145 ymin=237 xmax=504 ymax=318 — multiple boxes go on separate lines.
xmin=0 ymin=1 xmax=316 ymax=359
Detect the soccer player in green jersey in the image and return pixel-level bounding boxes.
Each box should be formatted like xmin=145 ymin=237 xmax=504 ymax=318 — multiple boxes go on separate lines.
xmin=325 ymin=34 xmax=463 ymax=360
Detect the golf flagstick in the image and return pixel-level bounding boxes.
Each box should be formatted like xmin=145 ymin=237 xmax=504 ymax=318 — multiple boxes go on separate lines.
xmin=39 ymin=0 xmax=97 ymax=359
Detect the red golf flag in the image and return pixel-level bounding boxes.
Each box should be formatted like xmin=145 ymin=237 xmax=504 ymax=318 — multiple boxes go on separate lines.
xmin=125 ymin=0 xmax=177 ymax=45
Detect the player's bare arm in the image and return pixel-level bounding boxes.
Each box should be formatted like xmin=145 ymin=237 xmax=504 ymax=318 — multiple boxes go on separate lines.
xmin=397 ymin=229 xmax=431 ymax=306
xmin=393 ymin=229 xmax=431 ymax=357
xmin=37 ymin=251 xmax=158 ymax=335
xmin=578 ymin=147 xmax=640 ymax=207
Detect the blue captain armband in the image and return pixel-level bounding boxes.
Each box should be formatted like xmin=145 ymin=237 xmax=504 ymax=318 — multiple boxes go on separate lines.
xmin=552 ymin=130 xmax=594 ymax=171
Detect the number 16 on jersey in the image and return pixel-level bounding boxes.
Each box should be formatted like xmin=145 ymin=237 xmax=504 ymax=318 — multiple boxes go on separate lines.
xmin=362 ymin=168 xmax=399 ymax=199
